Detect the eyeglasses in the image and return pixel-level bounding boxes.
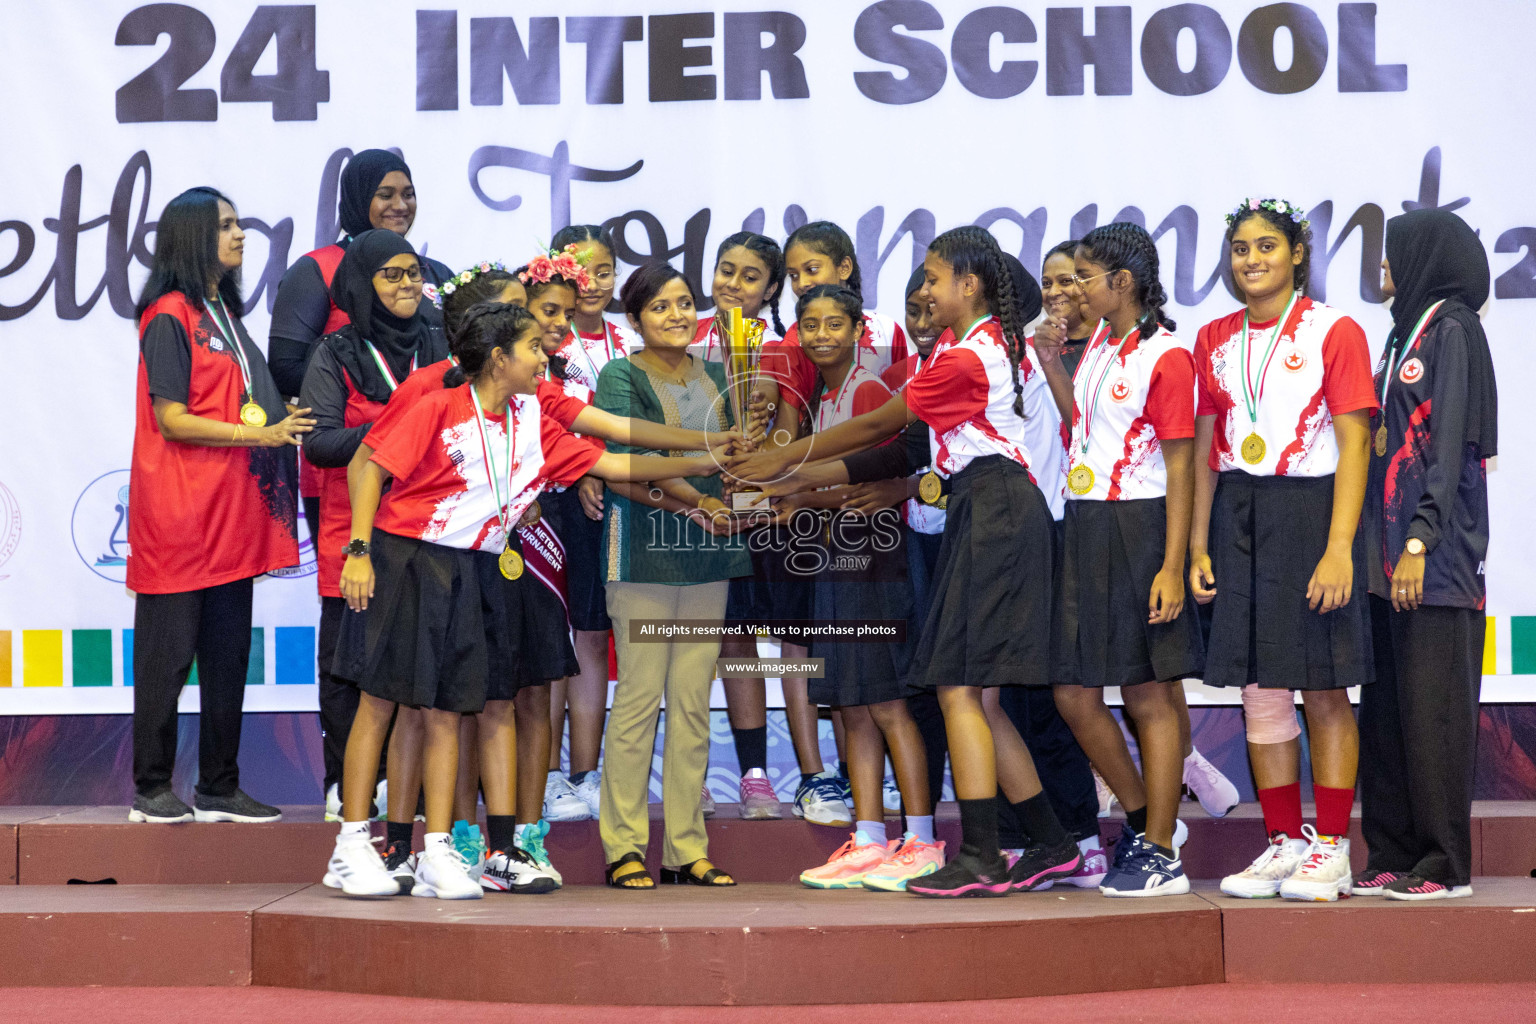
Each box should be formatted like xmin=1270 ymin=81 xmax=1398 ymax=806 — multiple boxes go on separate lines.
xmin=589 ymin=271 xmax=616 ymax=285
xmin=375 ymin=265 xmax=423 ymax=283
xmin=1068 ymin=270 xmax=1114 ymax=287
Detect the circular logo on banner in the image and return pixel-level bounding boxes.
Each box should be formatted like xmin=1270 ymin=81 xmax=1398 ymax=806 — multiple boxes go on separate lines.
xmin=71 ymin=470 xmax=132 ymax=583
xmin=1109 ymin=378 xmax=1132 ymax=403
xmin=1283 ymin=349 xmax=1307 ymax=373
xmin=0 ymin=479 xmax=21 ymax=581
xmin=1400 ymin=358 xmax=1425 ymax=384
xmin=265 ymin=511 xmax=317 ymax=579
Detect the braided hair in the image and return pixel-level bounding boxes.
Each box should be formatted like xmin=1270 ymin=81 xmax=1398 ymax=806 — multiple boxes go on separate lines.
xmin=1224 ymin=198 xmax=1313 ymax=296
xmin=441 ymin=268 xmax=518 ymax=341
xmin=927 ymin=225 xmax=1038 ymax=417
xmin=715 ymin=230 xmax=787 ymax=337
xmin=785 ymin=221 xmax=862 ymax=297
xmin=1076 ymin=222 xmax=1175 ymax=342
xmin=442 ymin=302 xmax=539 ymax=388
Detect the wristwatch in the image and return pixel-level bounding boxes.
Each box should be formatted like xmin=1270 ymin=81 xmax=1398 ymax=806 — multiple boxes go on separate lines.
xmin=1405 ymin=538 xmax=1426 ymax=557
xmin=342 ymin=539 xmax=370 ymax=558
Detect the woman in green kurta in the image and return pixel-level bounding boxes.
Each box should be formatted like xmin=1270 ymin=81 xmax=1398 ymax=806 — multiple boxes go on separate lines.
xmin=596 ymin=262 xmax=751 ymax=888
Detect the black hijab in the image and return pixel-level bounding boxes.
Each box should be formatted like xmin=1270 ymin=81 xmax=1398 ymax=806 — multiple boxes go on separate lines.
xmin=1384 ymin=209 xmax=1497 ymax=457
xmin=338 ymin=150 xmax=413 ymax=238
xmin=1001 ymin=252 xmax=1045 ymax=326
xmin=328 ymin=230 xmax=440 ymax=403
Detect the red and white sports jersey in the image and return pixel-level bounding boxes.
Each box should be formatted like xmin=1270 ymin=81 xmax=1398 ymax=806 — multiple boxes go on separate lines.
xmin=1195 ymin=297 xmax=1377 ymax=476
xmin=554 ymin=320 xmax=633 ymax=393
xmin=1067 ymin=323 xmax=1196 ymax=501
xmin=815 ymin=364 xmax=891 ymax=433
xmin=1021 ymin=337 xmax=1068 ymax=521
xmin=904 ymin=316 xmax=1033 ymax=477
xmin=760 ymin=311 xmax=908 ymax=414
xmin=367 ymin=385 xmax=601 ymax=551
xmin=366 ymin=360 xmax=592 ymax=448
xmin=690 ymin=312 xmax=779 ymax=364
xmin=881 ymin=356 xmax=944 ymax=534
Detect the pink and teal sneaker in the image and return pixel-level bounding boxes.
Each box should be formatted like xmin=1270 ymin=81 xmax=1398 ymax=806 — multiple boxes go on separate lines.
xmin=800 ymin=831 xmax=895 ymax=889
xmin=862 ymin=834 xmax=946 ymax=892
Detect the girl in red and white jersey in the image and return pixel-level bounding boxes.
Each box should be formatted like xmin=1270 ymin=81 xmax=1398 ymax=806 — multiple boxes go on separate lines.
xmin=757 ymin=221 xmax=909 ymax=432
xmin=1050 ymin=222 xmax=1203 ymax=898
xmin=323 ymin=302 xmax=733 ymax=900
xmin=692 ymin=231 xmax=787 ymax=361
xmin=731 ymin=226 xmax=1082 ymax=898
xmin=1189 ymin=199 xmax=1376 ymax=903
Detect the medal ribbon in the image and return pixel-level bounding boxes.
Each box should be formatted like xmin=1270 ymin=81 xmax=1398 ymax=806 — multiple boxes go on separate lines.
xmin=1239 ymin=290 xmax=1300 ymax=428
xmin=207 ymin=297 xmax=254 ymax=398
xmin=1074 ymin=320 xmax=1130 ymax=456
xmin=570 ymin=321 xmax=618 ymax=386
xmin=1379 ymin=300 xmax=1445 ymax=409
xmin=469 ymin=387 xmax=517 ymax=547
xmin=363 ymin=341 xmax=417 ymax=393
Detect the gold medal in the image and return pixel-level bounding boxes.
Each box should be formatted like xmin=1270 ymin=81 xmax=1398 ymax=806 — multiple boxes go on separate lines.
xmin=240 ymin=402 xmax=267 ymax=428
xmin=1068 ymin=464 xmax=1095 ymax=496
xmin=1373 ymin=425 xmax=1388 ymax=457
xmin=524 ymin=500 xmax=541 ymax=526
xmin=1240 ymin=432 xmax=1266 ymax=465
xmin=499 ymin=546 xmax=524 ymax=581
xmin=918 ymin=471 xmax=943 ymax=505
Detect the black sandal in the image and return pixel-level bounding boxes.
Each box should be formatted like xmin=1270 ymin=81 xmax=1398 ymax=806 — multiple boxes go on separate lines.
xmin=660 ymin=859 xmax=737 ymax=887
xmin=605 ymin=852 xmax=655 ymax=890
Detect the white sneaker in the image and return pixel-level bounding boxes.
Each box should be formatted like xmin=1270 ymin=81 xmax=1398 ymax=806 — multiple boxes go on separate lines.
xmin=543 ymin=772 xmax=590 ymax=822
xmin=793 ymin=770 xmax=852 ymax=828
xmin=1183 ymin=748 xmax=1240 ymax=817
xmin=324 ymin=831 xmax=398 ymax=897
xmin=882 ymin=776 xmax=902 ymax=816
xmin=1094 ymin=769 xmax=1115 ymax=818
xmin=324 ymin=783 xmax=342 ymax=823
xmin=481 ymin=847 xmax=560 ymax=894
xmin=325 ymin=781 xmax=389 ymax=823
xmin=411 ymin=844 xmax=483 ymax=900
xmin=1221 ymin=831 xmax=1309 ymax=898
xmin=1174 ymin=818 xmax=1188 ymax=852
xmin=1279 ymin=824 xmax=1354 ymax=902
xmin=515 ymin=820 xmax=564 ymax=886
xmin=374 ymin=779 xmax=388 ymax=821
xmin=573 ymin=769 xmax=601 ymax=818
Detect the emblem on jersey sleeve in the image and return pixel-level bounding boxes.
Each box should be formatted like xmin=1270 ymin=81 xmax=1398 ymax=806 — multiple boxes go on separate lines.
xmin=1399 ymin=358 xmax=1425 ymax=384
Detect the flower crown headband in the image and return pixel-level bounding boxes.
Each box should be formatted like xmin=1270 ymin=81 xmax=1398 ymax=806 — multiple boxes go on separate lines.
xmin=430 ymin=260 xmax=508 ymax=308
xmin=518 ymin=243 xmax=593 ymax=292
xmin=1226 ymin=197 xmax=1310 ymax=231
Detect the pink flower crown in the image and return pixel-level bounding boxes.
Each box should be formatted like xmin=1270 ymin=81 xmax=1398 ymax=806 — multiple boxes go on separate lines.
xmin=518 ymin=243 xmax=592 ymax=291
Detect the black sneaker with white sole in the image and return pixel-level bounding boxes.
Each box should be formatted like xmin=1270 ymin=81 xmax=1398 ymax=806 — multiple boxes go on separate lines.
xmin=129 ymin=789 xmax=194 ymax=823
xmin=193 ymin=789 xmax=282 ymax=823
xmin=384 ymin=841 xmax=417 ymax=895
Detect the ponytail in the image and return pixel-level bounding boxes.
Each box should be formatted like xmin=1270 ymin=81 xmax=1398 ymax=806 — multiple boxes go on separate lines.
xmin=1077 ymin=223 xmax=1175 ymax=341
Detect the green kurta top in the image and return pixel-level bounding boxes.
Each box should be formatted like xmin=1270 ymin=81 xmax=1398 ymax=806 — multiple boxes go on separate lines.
xmin=596 ymin=352 xmax=751 ymax=585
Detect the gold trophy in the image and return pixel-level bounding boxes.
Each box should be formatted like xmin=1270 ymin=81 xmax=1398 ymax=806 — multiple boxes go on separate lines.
xmin=719 ymin=306 xmax=770 ymax=514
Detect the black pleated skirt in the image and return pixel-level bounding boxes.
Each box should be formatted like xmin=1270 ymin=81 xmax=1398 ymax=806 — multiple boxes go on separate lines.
xmin=1056 ymin=496 xmax=1204 ymax=688
xmin=1204 ymin=471 xmax=1373 ymax=691
xmin=724 ymin=514 xmax=816 ymax=628
xmin=809 ymin=508 xmax=915 ymax=707
xmin=332 ymin=529 xmax=502 ymax=713
xmin=484 ymin=528 xmax=580 ymax=701
xmin=547 ymin=486 xmax=611 ymax=633
xmin=909 ymin=456 xmax=1055 ymax=690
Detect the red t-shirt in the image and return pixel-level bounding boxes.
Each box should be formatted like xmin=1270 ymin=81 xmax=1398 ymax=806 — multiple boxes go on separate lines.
xmin=904 ymin=317 xmax=1033 ymax=475
xmin=367 ymin=385 xmax=601 ymax=551
xmin=127 ymin=293 xmax=299 ymax=593
xmin=367 ymin=360 xmax=591 ymax=448
xmin=760 ymin=311 xmax=908 ymax=414
xmin=1194 ymin=297 xmax=1377 ymax=475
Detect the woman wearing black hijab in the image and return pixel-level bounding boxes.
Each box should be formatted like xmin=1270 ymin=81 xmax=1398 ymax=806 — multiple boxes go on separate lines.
xmin=1356 ymin=209 xmax=1497 ymax=901
xmin=299 ymin=230 xmax=449 ymax=821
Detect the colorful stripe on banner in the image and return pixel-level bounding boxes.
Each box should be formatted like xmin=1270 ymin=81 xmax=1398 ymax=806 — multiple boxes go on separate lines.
xmin=0 ymin=630 xmax=10 ymax=686
xmin=22 ymin=631 xmax=63 ymax=686
xmin=72 ymin=629 xmax=111 ymax=686
xmin=274 ymin=627 xmax=315 ymax=684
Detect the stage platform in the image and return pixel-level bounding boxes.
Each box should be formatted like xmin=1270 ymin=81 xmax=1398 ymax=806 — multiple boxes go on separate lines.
xmin=0 ymin=879 xmax=1533 ymax=1003
xmin=5 ymin=801 xmax=1532 ymax=886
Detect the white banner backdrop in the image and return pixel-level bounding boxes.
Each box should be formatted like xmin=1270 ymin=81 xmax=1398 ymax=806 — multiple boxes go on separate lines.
xmin=1 ymin=0 xmax=1532 ymax=711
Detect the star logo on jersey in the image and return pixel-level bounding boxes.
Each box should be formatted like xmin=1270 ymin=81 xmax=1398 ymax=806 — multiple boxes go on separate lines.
xmin=1283 ymin=349 xmax=1307 ymax=373
xmin=1109 ymin=378 xmax=1132 ymax=403
xmin=1399 ymin=357 xmax=1425 ymax=384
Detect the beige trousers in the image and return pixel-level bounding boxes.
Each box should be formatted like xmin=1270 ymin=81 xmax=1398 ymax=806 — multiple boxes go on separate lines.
xmin=600 ymin=580 xmax=728 ymax=868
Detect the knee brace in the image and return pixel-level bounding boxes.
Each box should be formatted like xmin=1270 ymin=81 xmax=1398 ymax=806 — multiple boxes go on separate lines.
xmin=1241 ymin=684 xmax=1301 ymax=744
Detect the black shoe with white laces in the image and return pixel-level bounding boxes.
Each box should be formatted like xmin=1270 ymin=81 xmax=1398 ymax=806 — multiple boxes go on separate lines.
xmin=129 ymin=788 xmax=194 ymax=823
xmin=193 ymin=789 xmax=282 ymax=823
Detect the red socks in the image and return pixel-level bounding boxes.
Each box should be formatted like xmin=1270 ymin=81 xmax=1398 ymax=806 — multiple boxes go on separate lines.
xmin=1256 ymin=781 xmax=1304 ymax=839
xmin=1313 ymin=785 xmax=1355 ymax=838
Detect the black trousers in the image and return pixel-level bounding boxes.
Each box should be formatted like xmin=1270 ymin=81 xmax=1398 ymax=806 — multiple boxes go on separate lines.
xmin=997 ymin=685 xmax=1100 ymax=846
xmin=316 ymin=596 xmax=352 ymax=791
xmin=1359 ymin=596 xmax=1484 ymax=886
xmin=132 ymin=577 xmax=253 ymax=798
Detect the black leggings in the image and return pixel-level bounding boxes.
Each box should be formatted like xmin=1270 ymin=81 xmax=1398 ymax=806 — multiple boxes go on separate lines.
xmin=132 ymin=577 xmax=254 ymax=798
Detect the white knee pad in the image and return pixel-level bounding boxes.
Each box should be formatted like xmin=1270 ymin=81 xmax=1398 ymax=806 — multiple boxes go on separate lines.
xmin=1241 ymin=684 xmax=1301 ymax=744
